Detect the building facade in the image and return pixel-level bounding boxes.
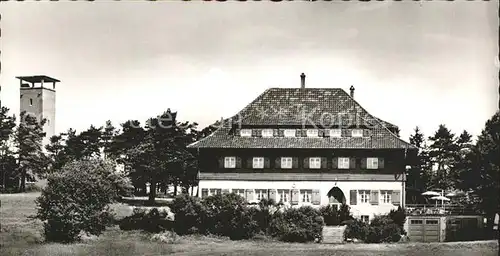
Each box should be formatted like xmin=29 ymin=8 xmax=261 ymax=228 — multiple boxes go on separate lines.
xmin=188 ymin=74 xmax=416 ymax=221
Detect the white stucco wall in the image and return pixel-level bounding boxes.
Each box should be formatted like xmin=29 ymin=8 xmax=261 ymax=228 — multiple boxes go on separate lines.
xmin=198 ymin=180 xmax=403 ymax=219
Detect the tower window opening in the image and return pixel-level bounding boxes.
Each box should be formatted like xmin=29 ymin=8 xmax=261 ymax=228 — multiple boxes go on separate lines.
xmin=30 ymin=99 xmax=33 ymax=106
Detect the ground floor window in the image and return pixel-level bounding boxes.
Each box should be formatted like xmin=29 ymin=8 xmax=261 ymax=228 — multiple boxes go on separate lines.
xmin=255 ymin=189 xmax=267 ymax=201
xmin=301 ymin=189 xmax=312 ymax=203
xmin=210 ymin=189 xmax=222 ymax=196
xmin=232 ymin=189 xmax=245 ymax=197
xmin=278 ymin=189 xmax=290 ymax=203
xmin=361 ymin=215 xmax=369 ymax=223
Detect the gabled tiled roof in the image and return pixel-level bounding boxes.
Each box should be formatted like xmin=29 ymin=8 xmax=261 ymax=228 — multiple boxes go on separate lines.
xmin=188 ymin=88 xmax=415 ymax=149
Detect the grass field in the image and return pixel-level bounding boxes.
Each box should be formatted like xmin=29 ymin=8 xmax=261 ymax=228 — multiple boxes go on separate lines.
xmin=1 ymin=193 xmax=498 ymax=256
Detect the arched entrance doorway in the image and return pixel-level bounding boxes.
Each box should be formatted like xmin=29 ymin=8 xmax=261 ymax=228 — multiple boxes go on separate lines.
xmin=327 ymin=186 xmax=346 ymax=207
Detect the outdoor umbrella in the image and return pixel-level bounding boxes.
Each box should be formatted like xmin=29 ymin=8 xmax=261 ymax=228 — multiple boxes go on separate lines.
xmin=431 ymin=195 xmax=451 ymax=209
xmin=422 ymin=191 xmax=440 ymax=196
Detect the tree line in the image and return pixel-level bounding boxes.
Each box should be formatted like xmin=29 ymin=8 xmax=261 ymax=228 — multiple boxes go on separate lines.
xmin=0 ymin=107 xmax=218 ymax=203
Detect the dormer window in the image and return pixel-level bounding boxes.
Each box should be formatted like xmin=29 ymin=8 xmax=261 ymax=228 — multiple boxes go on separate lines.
xmin=329 ymin=129 xmax=342 ymax=137
xmin=306 ymin=129 xmax=318 ymax=137
xmin=261 ymin=129 xmax=273 ymax=137
xmin=352 ymin=129 xmax=363 ymax=137
xmin=240 ymin=129 xmax=252 ymax=137
xmin=284 ymin=129 xmax=296 ymax=137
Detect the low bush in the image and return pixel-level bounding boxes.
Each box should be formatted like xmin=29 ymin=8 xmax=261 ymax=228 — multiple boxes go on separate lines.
xmin=269 ymin=206 xmax=324 ymax=243
xmin=320 ymin=204 xmax=353 ymax=226
xmin=344 ymin=214 xmax=405 ymax=243
xmin=201 ymin=193 xmax=259 ymax=240
xmin=388 ymin=206 xmax=407 ymax=229
xmin=119 ymin=208 xmax=173 ymax=233
xmin=36 ymin=159 xmax=132 ymax=243
xmin=344 ymin=218 xmax=369 ymax=241
xmin=168 ymin=194 xmax=206 ymax=235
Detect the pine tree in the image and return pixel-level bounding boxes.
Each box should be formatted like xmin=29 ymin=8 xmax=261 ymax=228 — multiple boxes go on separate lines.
xmin=452 ymin=130 xmax=474 ymax=190
xmin=101 ymin=120 xmax=118 ymax=159
xmin=407 ymin=126 xmax=432 ymax=203
xmin=0 ymin=107 xmax=18 ymax=191
xmin=15 ymin=111 xmax=48 ymax=192
xmin=468 ymin=111 xmax=500 ymax=227
xmin=428 ymin=125 xmax=458 ymax=191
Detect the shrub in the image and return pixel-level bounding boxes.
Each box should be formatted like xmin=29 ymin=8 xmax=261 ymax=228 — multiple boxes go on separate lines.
xmin=269 ymin=206 xmax=324 ymax=243
xmin=201 ymin=193 xmax=259 ymax=240
xmin=344 ymin=218 xmax=369 ymax=241
xmin=119 ymin=207 xmax=173 ymax=233
xmin=36 ymin=159 xmax=132 ymax=243
xmin=320 ymin=204 xmax=353 ymax=226
xmin=365 ymin=215 xmax=404 ymax=243
xmin=388 ymin=206 xmax=407 ymax=228
xmin=169 ymin=194 xmax=206 ymax=235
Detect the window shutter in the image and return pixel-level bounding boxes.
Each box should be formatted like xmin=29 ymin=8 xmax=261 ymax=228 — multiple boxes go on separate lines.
xmin=361 ymin=158 xmax=367 ymax=169
xmin=273 ymin=129 xmax=279 ymax=137
xmin=332 ymin=157 xmax=338 ymax=169
xmin=318 ymin=130 xmax=324 ymax=137
xmin=222 ymin=189 xmax=230 ymax=194
xmin=392 ymin=190 xmax=401 ymax=206
xmin=236 ymin=157 xmax=242 ymax=168
xmin=291 ymin=189 xmax=299 ymax=205
xmin=303 ymin=157 xmax=310 ymax=169
xmin=218 ymin=157 xmax=224 ymax=168
xmin=202 ymin=188 xmax=208 ymax=199
xmin=292 ymin=157 xmax=299 ymax=168
xmin=350 ymin=190 xmax=357 ymax=205
xmin=245 ymin=189 xmax=254 ymax=201
xmin=251 ymin=129 xmax=257 ymax=137
xmin=370 ymin=190 xmax=379 ymax=205
xmin=268 ymin=189 xmax=277 ymax=202
xmin=312 ymin=189 xmax=321 ymax=205
xmin=378 ymin=158 xmax=385 ymax=169
xmin=275 ymin=157 xmax=281 ymax=168
xmin=278 ymin=129 xmax=284 ymax=137
xmin=321 ymin=157 xmax=327 ymax=169
xmin=247 ymin=158 xmax=253 ymax=169
xmin=349 ymin=157 xmax=356 ymax=169
xmin=264 ymin=157 xmax=270 ymax=168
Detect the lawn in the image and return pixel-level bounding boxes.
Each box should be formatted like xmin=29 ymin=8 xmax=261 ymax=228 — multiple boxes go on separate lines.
xmin=1 ymin=193 xmax=498 ymax=256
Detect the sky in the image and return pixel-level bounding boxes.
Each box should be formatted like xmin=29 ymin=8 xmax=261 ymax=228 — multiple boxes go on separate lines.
xmin=1 ymin=1 xmax=498 ymax=142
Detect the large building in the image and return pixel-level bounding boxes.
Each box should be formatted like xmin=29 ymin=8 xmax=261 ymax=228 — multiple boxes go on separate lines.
xmin=188 ymin=74 xmax=417 ymax=221
xmin=18 ymin=75 xmax=59 ymax=148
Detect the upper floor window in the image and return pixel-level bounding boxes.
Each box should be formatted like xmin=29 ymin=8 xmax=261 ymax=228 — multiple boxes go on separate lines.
xmin=253 ymin=157 xmax=264 ymax=169
xmin=367 ymin=157 xmax=379 ymax=169
xmin=352 ymin=129 xmax=363 ymax=137
xmin=306 ymin=129 xmax=318 ymax=137
xmin=29 ymin=98 xmax=33 ymax=106
xmin=261 ymin=129 xmax=274 ymax=137
xmin=359 ymin=190 xmax=370 ymax=204
xmin=309 ymin=157 xmax=321 ymax=169
xmin=240 ymin=129 xmax=252 ymax=137
xmin=329 ymin=129 xmax=342 ymax=137
xmin=284 ymin=129 xmax=296 ymax=137
xmin=338 ymin=157 xmax=350 ymax=169
xmin=380 ymin=190 xmax=392 ymax=204
xmin=281 ymin=157 xmax=293 ymax=169
xmin=224 ymin=157 xmax=236 ymax=168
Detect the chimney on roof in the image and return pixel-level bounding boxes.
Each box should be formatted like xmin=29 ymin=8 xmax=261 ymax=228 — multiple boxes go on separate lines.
xmin=300 ymin=73 xmax=306 ymax=89
xmin=349 ymin=85 xmax=355 ymax=98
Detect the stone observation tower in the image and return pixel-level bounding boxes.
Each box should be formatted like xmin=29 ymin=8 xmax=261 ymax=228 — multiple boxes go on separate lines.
xmin=17 ymin=75 xmax=59 ymax=148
